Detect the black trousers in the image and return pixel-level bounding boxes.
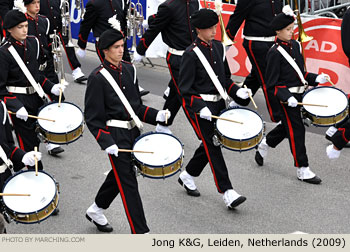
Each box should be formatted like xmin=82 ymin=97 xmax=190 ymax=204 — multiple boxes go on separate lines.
xmin=184 ymin=100 xmax=233 ymax=193
xmin=159 ymin=52 xmax=193 ymax=127
xmin=331 ymin=117 xmax=350 ymax=150
xmin=59 ymin=32 xmax=81 ymax=71
xmin=234 ymin=39 xmax=280 ymax=122
xmin=94 ymin=127 xmax=149 ymax=234
xmin=41 ymin=53 xmax=59 ymax=84
xmin=265 ymin=95 xmax=309 ymax=168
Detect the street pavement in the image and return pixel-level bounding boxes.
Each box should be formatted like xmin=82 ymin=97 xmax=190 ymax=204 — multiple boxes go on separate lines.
xmin=4 ymin=47 xmax=350 ymax=234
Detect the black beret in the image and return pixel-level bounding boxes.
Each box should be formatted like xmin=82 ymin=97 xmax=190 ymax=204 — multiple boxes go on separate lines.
xmin=191 ymin=8 xmax=218 ymax=29
xmin=3 ymin=10 xmax=27 ymax=30
xmin=98 ymin=29 xmax=124 ymax=50
xmin=24 ymin=0 xmax=34 ymax=5
xmin=270 ymin=12 xmax=295 ymax=31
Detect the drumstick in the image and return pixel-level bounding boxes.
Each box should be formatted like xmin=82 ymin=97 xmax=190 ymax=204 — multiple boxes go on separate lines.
xmin=0 ymin=193 xmax=31 ymax=196
xmin=165 ymin=109 xmax=169 ymax=125
xmin=58 ymin=87 xmax=63 ymax=108
xmin=243 ymin=85 xmax=257 ymax=109
xmin=323 ymin=73 xmax=336 ymax=87
xmin=34 ymin=146 xmax=38 ymax=176
xmin=8 ymin=111 xmax=55 ymax=122
xmin=196 ymin=113 xmax=243 ymax=124
xmin=119 ymin=149 xmax=154 ymax=154
xmin=282 ymin=102 xmax=328 ymax=107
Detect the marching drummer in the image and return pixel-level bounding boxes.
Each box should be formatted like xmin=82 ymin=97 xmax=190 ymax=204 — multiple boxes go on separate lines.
xmin=177 ymin=8 xmax=251 ymax=210
xmin=254 ymin=5 xmax=329 ymax=184
xmin=84 ymin=24 xmax=170 ymax=233
xmin=0 ymin=9 xmax=65 ymax=172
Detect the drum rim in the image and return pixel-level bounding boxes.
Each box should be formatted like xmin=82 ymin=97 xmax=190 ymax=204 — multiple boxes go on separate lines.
xmin=215 ymin=107 xmax=264 ymax=141
xmin=302 ymin=86 xmax=349 ymax=118
xmin=36 ymin=101 xmax=84 ymax=133
xmin=1 ymin=170 xmax=59 ymax=216
xmin=132 ymin=131 xmax=184 ymax=168
xmin=140 ymin=168 xmax=181 ymax=179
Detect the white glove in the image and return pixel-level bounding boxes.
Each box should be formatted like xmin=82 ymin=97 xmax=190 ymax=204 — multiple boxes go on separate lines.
xmin=199 ymin=107 xmax=212 ymax=121
xmin=51 ymin=83 xmax=66 ymax=96
xmin=228 ymin=100 xmax=240 ymax=108
xmin=326 ymin=144 xmax=341 ymax=159
xmin=133 ymin=50 xmax=143 ymax=63
xmin=316 ymin=73 xmax=330 ymax=84
xmin=105 ymin=144 xmax=119 ymax=157
xmin=236 ymin=87 xmax=252 ymax=99
xmin=76 ymin=48 xmax=86 ymax=58
xmin=156 ymin=110 xmax=171 ymax=122
xmin=142 ymin=20 xmax=149 ymax=29
xmin=16 ymin=107 xmax=28 ymax=121
xmin=287 ymin=96 xmax=298 ymax=107
xmin=22 ymin=151 xmax=42 ymax=166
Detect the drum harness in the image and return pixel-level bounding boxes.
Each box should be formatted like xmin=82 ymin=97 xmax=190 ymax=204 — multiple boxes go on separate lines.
xmin=276 ymin=45 xmax=308 ymax=94
xmin=0 ymin=101 xmax=13 ymax=174
xmin=6 ymin=45 xmax=49 ymax=102
xmin=99 ymin=67 xmax=143 ymax=132
xmin=192 ymin=44 xmax=230 ymax=107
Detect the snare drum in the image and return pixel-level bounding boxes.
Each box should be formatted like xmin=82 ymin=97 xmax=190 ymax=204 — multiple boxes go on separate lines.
xmin=37 ymin=102 xmax=84 ymax=144
xmin=132 ymin=132 xmax=184 ymax=179
xmin=302 ymin=86 xmax=349 ymax=127
xmin=1 ymin=170 xmax=59 ymax=224
xmin=215 ymin=108 xmax=264 ymax=151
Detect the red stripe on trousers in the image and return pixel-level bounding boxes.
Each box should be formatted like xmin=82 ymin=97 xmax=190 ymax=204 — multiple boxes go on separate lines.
xmin=108 ymin=155 xmax=136 ymax=234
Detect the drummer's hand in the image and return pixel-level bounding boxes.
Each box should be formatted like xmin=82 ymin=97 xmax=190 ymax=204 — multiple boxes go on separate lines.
xmin=199 ymin=107 xmax=212 ymax=121
xmin=326 ymin=144 xmax=341 ymax=159
xmin=316 ymin=73 xmax=330 ymax=84
xmin=105 ymin=144 xmax=119 ymax=157
xmin=51 ymin=83 xmax=66 ymax=96
xmin=156 ymin=110 xmax=171 ymax=122
xmin=16 ymin=107 xmax=28 ymax=121
xmin=236 ymin=87 xmax=252 ymax=99
xmin=287 ymin=96 xmax=298 ymax=107
xmin=22 ymin=151 xmax=42 ymax=166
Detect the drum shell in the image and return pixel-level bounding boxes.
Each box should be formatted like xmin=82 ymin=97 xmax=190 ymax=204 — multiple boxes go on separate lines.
xmin=132 ymin=132 xmax=184 ymax=179
xmin=302 ymin=86 xmax=349 ymax=127
xmin=215 ymin=108 xmax=264 ymax=151
xmin=36 ymin=101 xmax=84 ymax=144
xmin=1 ymin=170 xmax=59 ymax=224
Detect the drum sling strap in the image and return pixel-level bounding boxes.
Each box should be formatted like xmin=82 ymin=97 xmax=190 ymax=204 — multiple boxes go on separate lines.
xmin=7 ymin=45 xmax=47 ymax=100
xmin=0 ymin=101 xmax=13 ymax=172
xmin=276 ymin=45 xmax=308 ymax=86
xmin=193 ymin=46 xmax=230 ymax=106
xmin=99 ymin=68 xmax=143 ymax=130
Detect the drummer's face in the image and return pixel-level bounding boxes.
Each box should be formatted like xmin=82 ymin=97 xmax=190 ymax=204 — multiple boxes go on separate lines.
xmin=104 ymin=39 xmax=124 ymax=66
xmin=7 ymin=21 xmax=28 ymax=41
xmin=276 ymin=23 xmax=294 ymax=42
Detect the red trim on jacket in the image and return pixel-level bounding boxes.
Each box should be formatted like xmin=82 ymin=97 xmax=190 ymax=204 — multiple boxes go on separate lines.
xmin=96 ymin=129 xmax=110 ymax=141
xmin=190 ymin=95 xmax=202 ymax=107
xmin=338 ymin=128 xmax=350 ymax=143
xmin=4 ymin=96 xmax=17 ymax=104
xmin=304 ymin=72 xmax=309 ymax=79
xmin=274 ymin=85 xmax=286 ymax=96
xmin=41 ymin=78 xmax=48 ymax=87
xmin=143 ymin=107 xmax=149 ymax=121
xmin=10 ymin=147 xmax=19 ymax=159
xmin=227 ymin=82 xmax=235 ymax=94
xmin=140 ymin=38 xmax=148 ymax=49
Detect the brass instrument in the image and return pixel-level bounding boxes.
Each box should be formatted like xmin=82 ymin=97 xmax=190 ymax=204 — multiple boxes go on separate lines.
xmin=135 ymin=0 xmax=144 ymax=37
xmin=75 ymin=0 xmax=85 ymax=20
xmin=61 ymin=0 xmax=74 ymax=47
xmin=287 ymin=0 xmax=313 ymax=43
xmin=126 ymin=1 xmax=138 ymax=52
xmin=52 ymin=30 xmax=66 ymax=85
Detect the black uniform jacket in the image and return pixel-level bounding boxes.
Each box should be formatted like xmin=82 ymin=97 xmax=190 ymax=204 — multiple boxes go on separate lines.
xmin=40 ymin=0 xmax=61 ymax=34
xmin=0 ymin=101 xmax=25 ymax=170
xmin=78 ymin=0 xmax=128 ymax=49
xmin=341 ymin=8 xmax=350 ymax=65
xmin=265 ymin=38 xmax=318 ymax=103
xmin=136 ymin=0 xmax=198 ymax=55
xmin=85 ymin=60 xmax=158 ymax=150
xmin=0 ymin=0 xmax=13 ymax=23
xmin=226 ymin=0 xmax=282 ymax=40
xmin=0 ymin=36 xmax=55 ymax=113
xmin=178 ymin=38 xmax=240 ymax=113
xmin=26 ymin=14 xmax=50 ymax=63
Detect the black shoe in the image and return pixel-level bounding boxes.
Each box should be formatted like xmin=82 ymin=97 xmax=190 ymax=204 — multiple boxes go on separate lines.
xmin=85 ymin=214 xmax=113 ymax=233
xmin=325 ymin=134 xmax=332 ymax=142
xmin=74 ymin=76 xmax=87 ymax=84
xmin=255 ymin=151 xmax=264 ymax=166
xmin=178 ymin=177 xmax=200 ymax=197
xmin=48 ymin=146 xmax=64 ymax=156
xmin=298 ymin=176 xmax=322 ymax=184
xmin=140 ymin=90 xmax=150 ymax=97
xmin=52 ymin=208 xmax=59 ymax=216
xmin=228 ymin=196 xmax=247 ymax=209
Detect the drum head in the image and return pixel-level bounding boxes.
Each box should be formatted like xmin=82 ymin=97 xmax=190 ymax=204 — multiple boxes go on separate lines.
xmin=2 ymin=171 xmax=56 ymax=213
xmin=133 ymin=133 xmax=183 ymax=167
xmin=37 ymin=102 xmax=83 ymax=133
xmin=216 ymin=108 xmax=263 ymax=140
xmin=303 ymin=87 xmax=348 ymax=116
